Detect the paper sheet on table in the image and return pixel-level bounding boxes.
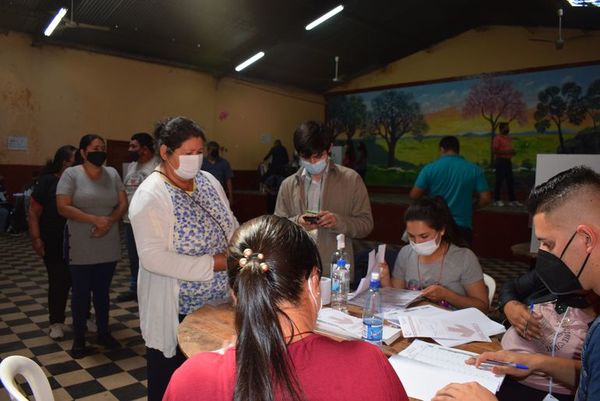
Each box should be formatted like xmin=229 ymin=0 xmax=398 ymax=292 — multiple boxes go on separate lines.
xmin=389 ymin=340 xmax=504 ymax=401
xmin=316 ymin=308 xmax=402 ymax=345
xmin=387 ymin=306 xmax=505 ymax=346
xmin=349 ymin=287 xmax=422 ymax=311
xmin=348 ymin=250 xmax=376 ymax=299
xmin=398 ymin=315 xmax=490 ymax=343
xmin=377 ymin=244 xmax=386 ymax=263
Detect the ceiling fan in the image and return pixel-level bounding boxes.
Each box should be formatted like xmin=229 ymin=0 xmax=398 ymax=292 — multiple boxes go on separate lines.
xmin=528 ymin=8 xmax=589 ymax=49
xmin=53 ymin=0 xmax=112 ymax=34
xmin=332 ymin=55 xmax=344 ymax=83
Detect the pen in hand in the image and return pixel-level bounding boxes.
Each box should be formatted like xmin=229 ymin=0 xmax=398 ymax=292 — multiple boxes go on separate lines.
xmin=479 ymin=359 xmax=529 ymax=370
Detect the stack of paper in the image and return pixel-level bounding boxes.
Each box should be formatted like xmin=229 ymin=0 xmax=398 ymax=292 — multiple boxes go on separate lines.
xmin=349 ymin=287 xmax=422 ymax=312
xmin=316 ymin=308 xmax=402 ymax=345
xmin=389 ymin=340 xmax=505 ymax=401
xmin=388 ymin=306 xmax=506 ymax=347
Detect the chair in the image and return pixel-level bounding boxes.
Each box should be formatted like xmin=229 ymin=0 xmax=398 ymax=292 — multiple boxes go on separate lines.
xmin=0 ymin=355 xmax=54 ymax=401
xmin=483 ymin=273 xmax=497 ymax=308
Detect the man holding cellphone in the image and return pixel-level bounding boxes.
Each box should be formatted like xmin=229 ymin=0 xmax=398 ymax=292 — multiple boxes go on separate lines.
xmin=275 ymin=121 xmax=374 ymax=279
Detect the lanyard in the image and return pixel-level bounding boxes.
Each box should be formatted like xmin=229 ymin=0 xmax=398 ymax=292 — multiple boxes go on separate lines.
xmin=548 ymin=307 xmax=570 ymax=397
xmin=416 ymin=243 xmax=448 ymax=290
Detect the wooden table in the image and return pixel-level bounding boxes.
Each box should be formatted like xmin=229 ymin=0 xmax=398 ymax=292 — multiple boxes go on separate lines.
xmin=178 ymin=303 xmax=501 ymax=356
xmin=178 ymin=303 xmax=502 ymax=401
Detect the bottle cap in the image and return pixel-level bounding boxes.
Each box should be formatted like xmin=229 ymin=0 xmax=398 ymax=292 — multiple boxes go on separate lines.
xmin=336 ymin=234 xmax=345 ymax=249
xmin=369 ymin=272 xmax=380 ymax=289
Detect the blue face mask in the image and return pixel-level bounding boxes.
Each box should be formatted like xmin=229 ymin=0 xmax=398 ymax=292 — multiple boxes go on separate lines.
xmin=300 ymin=158 xmax=327 ymax=175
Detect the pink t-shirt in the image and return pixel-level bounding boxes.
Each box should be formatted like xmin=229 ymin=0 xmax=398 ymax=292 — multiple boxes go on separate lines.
xmin=163 ymin=333 xmax=409 ymax=401
xmin=501 ymin=302 xmax=596 ymax=394
xmin=493 ymin=134 xmax=513 ymax=159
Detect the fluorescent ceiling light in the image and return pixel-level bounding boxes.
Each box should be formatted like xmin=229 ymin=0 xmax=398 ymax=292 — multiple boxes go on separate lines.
xmin=44 ymin=7 xmax=68 ymax=36
xmin=566 ymin=0 xmax=600 ymax=5
xmin=235 ymin=51 xmax=265 ymax=72
xmin=305 ymin=5 xmax=344 ymax=31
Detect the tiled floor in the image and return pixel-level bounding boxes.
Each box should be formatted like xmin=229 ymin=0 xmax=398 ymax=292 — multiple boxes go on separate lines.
xmin=0 ymin=229 xmax=530 ymax=400
xmin=0 ymin=231 xmax=147 ymax=401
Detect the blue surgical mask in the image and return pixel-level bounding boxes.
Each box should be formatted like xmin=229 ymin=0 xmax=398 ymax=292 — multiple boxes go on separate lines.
xmin=300 ymin=158 xmax=327 ymax=176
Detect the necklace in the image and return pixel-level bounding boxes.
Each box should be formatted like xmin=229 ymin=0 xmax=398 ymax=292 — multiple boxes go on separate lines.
xmin=285 ymin=330 xmax=314 ymax=340
xmin=416 ymin=242 xmax=449 ymax=289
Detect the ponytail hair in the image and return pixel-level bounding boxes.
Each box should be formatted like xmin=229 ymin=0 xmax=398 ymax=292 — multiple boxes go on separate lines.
xmin=41 ymin=145 xmax=77 ymax=174
xmin=404 ymin=197 xmax=467 ymax=247
xmin=227 ymin=215 xmax=321 ymax=401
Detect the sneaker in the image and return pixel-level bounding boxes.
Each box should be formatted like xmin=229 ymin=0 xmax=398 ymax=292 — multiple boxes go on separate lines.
xmin=87 ymin=318 xmax=97 ymax=333
xmin=49 ymin=323 xmax=64 ymax=339
xmin=116 ymin=292 xmax=137 ymax=302
xmin=509 ymin=201 xmax=524 ymax=207
xmin=493 ymin=200 xmax=505 ymax=207
xmin=96 ymin=333 xmax=121 ymax=349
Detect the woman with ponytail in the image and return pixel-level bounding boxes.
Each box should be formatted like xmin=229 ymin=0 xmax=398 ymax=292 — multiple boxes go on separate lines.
xmin=164 ymin=215 xmax=408 ymax=401
xmin=29 ymin=145 xmax=76 ymax=340
xmin=380 ymin=197 xmax=489 ymax=312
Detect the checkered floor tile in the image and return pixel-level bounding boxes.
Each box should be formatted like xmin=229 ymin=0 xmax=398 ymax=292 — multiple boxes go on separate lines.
xmin=0 ymin=228 xmax=530 ymax=401
xmin=0 ymin=230 xmax=146 ymax=401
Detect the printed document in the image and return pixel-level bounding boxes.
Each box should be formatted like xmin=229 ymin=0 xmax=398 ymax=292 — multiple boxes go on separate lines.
xmin=389 ymin=340 xmax=504 ymax=400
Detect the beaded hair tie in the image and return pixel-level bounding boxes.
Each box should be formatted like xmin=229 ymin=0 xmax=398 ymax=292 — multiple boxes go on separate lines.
xmin=238 ymin=248 xmax=269 ymax=272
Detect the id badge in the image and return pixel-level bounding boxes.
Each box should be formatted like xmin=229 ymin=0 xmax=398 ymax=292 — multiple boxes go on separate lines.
xmin=543 ymin=394 xmax=559 ymax=401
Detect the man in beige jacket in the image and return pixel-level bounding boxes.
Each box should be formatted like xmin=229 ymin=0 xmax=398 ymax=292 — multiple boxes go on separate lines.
xmin=275 ymin=121 xmax=373 ymax=279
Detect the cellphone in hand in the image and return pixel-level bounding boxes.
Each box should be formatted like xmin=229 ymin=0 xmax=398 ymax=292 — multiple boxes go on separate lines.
xmin=304 ymin=215 xmax=319 ymax=224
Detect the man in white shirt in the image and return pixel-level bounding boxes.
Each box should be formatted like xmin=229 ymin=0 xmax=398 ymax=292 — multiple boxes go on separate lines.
xmin=118 ymin=133 xmax=159 ymax=302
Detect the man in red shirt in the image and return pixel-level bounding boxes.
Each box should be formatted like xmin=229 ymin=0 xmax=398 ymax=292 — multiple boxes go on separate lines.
xmin=493 ymin=122 xmax=521 ymax=207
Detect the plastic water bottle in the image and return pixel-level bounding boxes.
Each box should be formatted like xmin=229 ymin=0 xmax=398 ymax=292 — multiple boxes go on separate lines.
xmin=362 ymin=272 xmax=383 ymax=346
xmin=330 ymin=234 xmax=346 ymax=278
xmin=331 ymin=259 xmax=349 ymax=313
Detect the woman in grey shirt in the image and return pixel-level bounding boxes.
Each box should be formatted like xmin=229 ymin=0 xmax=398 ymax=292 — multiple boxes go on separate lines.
xmin=380 ymin=197 xmax=488 ymax=312
xmin=57 ymin=134 xmax=128 ymax=358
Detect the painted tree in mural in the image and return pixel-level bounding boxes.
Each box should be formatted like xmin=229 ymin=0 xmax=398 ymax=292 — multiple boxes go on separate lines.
xmin=328 ymin=95 xmax=368 ymax=139
xmin=534 ymin=82 xmax=586 ymax=152
xmin=461 ymin=77 xmax=527 ymax=165
xmin=370 ymin=90 xmax=428 ymax=167
xmin=584 ymin=79 xmax=600 ymax=129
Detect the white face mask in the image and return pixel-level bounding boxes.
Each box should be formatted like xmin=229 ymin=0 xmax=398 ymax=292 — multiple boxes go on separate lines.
xmin=410 ymin=234 xmax=441 ymax=256
xmin=308 ymin=277 xmax=322 ymax=315
xmin=169 ymin=154 xmax=203 ymax=180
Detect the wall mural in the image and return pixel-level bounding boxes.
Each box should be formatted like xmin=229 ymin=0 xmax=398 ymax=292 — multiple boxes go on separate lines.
xmin=326 ymin=62 xmax=600 ymax=188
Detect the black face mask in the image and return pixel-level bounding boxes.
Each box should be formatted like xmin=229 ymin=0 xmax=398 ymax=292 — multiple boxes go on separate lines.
xmin=86 ymin=151 xmax=107 ymax=167
xmin=128 ymin=151 xmax=140 ymax=162
xmin=535 ymin=232 xmax=591 ymax=295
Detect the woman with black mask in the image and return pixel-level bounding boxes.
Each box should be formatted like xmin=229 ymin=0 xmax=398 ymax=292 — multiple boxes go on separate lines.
xmin=56 ymin=134 xmax=128 ymax=358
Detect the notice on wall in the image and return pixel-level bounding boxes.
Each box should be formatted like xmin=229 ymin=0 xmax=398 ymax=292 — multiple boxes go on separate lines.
xmin=7 ymin=136 xmax=28 ymax=151
xmin=260 ymin=133 xmax=272 ymax=144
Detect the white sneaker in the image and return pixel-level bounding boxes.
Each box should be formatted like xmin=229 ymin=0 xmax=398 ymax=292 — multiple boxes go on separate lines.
xmin=493 ymin=200 xmax=505 ymax=207
xmin=87 ymin=318 xmax=97 ymax=333
xmin=49 ymin=323 xmax=64 ymax=339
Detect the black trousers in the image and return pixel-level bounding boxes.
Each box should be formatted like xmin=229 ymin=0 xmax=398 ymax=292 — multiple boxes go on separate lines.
xmin=145 ymin=314 xmax=187 ymax=401
xmin=494 ymin=158 xmax=516 ymax=201
xmin=44 ymin=258 xmax=71 ymax=324
xmin=69 ymin=262 xmax=116 ymax=342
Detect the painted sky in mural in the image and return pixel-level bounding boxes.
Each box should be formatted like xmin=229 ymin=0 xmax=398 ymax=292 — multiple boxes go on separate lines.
xmin=348 ymin=63 xmax=599 ymax=136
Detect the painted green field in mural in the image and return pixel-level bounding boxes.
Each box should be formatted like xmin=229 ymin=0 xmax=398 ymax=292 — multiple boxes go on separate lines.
xmin=366 ymin=133 xmax=574 ymax=187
